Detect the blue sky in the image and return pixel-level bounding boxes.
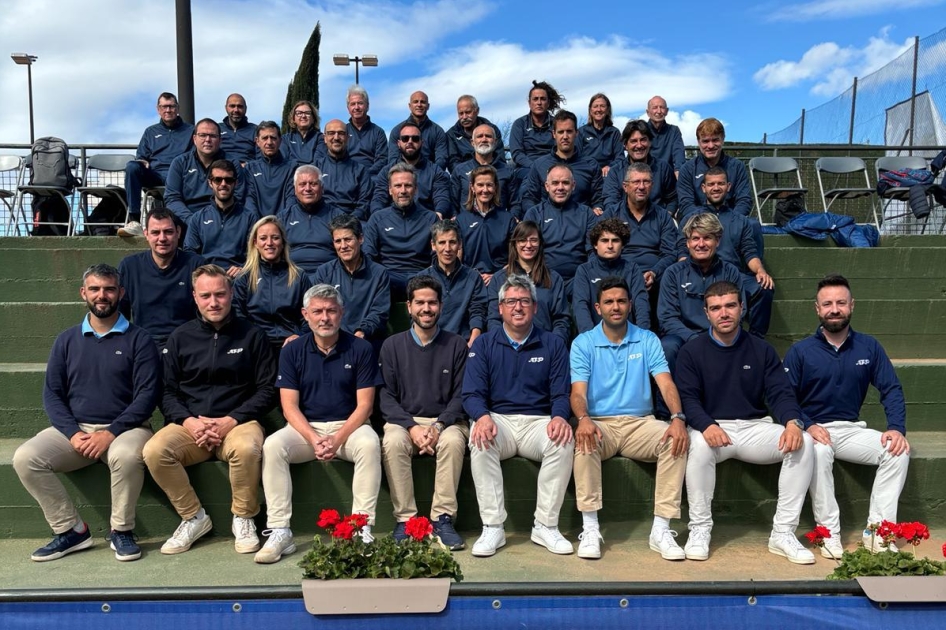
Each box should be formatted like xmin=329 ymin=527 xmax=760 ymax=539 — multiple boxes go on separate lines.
xmin=0 ymin=0 xmax=941 ymax=148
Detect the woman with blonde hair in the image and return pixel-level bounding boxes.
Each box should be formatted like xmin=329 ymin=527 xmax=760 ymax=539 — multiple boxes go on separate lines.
xmin=233 ymin=215 xmax=312 ymax=355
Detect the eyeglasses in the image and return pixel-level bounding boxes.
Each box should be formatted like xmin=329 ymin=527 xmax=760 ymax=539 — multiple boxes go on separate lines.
xmin=196 ymin=133 xmax=220 ymax=140
xmin=517 ymin=237 xmax=540 ymax=245
xmin=501 ymin=297 xmax=534 ymax=307
xmin=294 ymin=110 xmax=314 ymax=117
xmin=210 ymin=176 xmax=236 ymax=185
xmin=158 ymin=104 xmax=178 ymax=110
xmin=399 ymin=135 xmax=421 ymax=143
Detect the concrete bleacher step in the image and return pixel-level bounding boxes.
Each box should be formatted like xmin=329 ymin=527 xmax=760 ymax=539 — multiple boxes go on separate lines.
xmin=2 ymin=433 xmax=945 ymax=539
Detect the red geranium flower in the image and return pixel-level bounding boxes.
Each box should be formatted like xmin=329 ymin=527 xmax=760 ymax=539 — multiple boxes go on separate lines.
xmin=332 ymin=521 xmax=355 ymax=540
xmin=404 ymin=516 xmax=433 ymax=541
xmin=347 ymin=513 xmax=369 ymax=530
xmin=804 ymin=525 xmax=831 ymax=546
xmin=317 ymin=509 xmax=342 ymax=529
xmin=876 ymin=520 xmax=898 ymax=547
xmin=941 ymin=542 xmax=946 ymax=558
xmin=896 ymin=521 xmax=930 ymax=546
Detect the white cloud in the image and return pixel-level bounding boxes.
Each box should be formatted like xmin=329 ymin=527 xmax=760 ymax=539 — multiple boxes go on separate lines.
xmin=753 ymin=29 xmax=914 ymax=97
xmin=767 ymin=0 xmax=944 ymax=22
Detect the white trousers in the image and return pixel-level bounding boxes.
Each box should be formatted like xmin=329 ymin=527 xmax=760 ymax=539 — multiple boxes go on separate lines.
xmin=809 ymin=421 xmax=910 ymax=536
xmin=686 ymin=418 xmax=813 ymax=534
xmin=469 ymin=413 xmax=574 ymax=527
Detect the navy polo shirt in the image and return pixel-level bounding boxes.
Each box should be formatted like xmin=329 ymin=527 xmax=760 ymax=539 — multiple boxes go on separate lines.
xmin=276 ymin=331 xmax=381 ymax=423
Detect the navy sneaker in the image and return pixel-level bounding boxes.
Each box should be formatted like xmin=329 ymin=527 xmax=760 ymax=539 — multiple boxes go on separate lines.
xmin=31 ymin=524 xmax=94 ymax=562
xmin=433 ymin=514 xmax=465 ymax=551
xmin=109 ymin=529 xmax=142 ymax=562
xmin=392 ymin=521 xmax=408 ymax=542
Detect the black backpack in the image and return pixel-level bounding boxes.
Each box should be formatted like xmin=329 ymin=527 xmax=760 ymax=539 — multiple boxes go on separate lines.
xmin=29 ymin=137 xmax=78 ymax=190
xmin=774 ymin=193 xmax=806 ymax=227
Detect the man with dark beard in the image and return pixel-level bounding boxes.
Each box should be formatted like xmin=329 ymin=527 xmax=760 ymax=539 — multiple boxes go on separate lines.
xmin=783 ymin=274 xmax=909 ymax=559
xmin=14 ymin=264 xmax=161 ymax=562
xmin=379 ymin=275 xmax=468 ymax=550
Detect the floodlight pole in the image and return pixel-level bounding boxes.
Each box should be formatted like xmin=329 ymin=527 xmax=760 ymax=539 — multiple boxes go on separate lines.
xmin=175 ymin=0 xmax=195 ymax=124
xmin=10 ymin=53 xmax=37 ymax=143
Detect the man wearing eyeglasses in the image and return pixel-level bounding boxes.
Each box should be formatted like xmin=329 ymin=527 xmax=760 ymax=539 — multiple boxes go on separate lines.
xmin=183 ymin=160 xmax=259 ymax=278
xmin=165 ymin=118 xmax=246 ymax=226
xmin=120 ymin=92 xmax=195 ymax=237
xmin=387 ymin=91 xmax=449 ymax=170
xmin=315 ymin=119 xmax=372 ymax=220
xmin=371 ymin=123 xmax=450 ymax=218
xmin=463 ymin=274 xmax=574 ymax=558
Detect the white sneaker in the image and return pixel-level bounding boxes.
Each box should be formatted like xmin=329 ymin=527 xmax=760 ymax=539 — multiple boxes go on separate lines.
xmin=254 ymin=528 xmax=296 ymax=564
xmin=768 ymin=531 xmax=816 ymax=565
xmin=160 ymin=512 xmax=213 ymax=555
xmin=117 ymin=221 xmax=143 ymax=237
xmin=471 ymin=526 xmax=506 ymax=557
xmin=863 ymin=530 xmax=898 ymax=553
xmin=577 ymin=527 xmax=603 ymax=559
xmin=684 ymin=526 xmax=711 ymax=561
xmin=649 ymin=529 xmax=686 ymax=561
xmin=821 ymin=538 xmax=844 ymax=560
xmin=531 ymin=523 xmax=574 ymax=555
xmin=359 ymin=525 xmax=374 ymax=544
xmin=232 ymin=516 xmax=260 ymax=554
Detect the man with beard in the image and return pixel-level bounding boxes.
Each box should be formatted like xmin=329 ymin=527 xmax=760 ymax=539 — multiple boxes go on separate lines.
xmin=345 ymin=85 xmax=388 ymax=177
xmin=446 ymin=95 xmax=505 ymax=171
xmin=379 ymin=275 xmax=469 ymax=550
xmin=218 ymin=93 xmax=258 ymax=164
xmin=144 ymin=264 xmax=275 ymax=556
xmin=416 ymin=220 xmax=487 ymax=345
xmin=316 ymin=119 xmax=372 ymax=220
xmin=277 ymin=165 xmax=346 ymax=277
xmin=783 ymin=275 xmax=909 ymax=559
xmin=603 ymin=120 xmax=677 ymax=216
xmin=387 ymin=90 xmax=449 ymax=170
xmin=521 ymin=110 xmax=603 ymax=214
xmin=364 ymin=163 xmax=439 ymax=300
xmin=449 ymin=124 xmax=517 ymax=215
xmin=313 ymin=214 xmax=391 ymax=349
xmin=371 ymin=123 xmax=451 ymax=218
xmin=675 ymin=281 xmax=814 ymax=565
xmin=119 ymin=207 xmax=205 ymax=345
xmin=14 ymin=264 xmax=161 ymax=562
xmin=120 ymin=92 xmax=194 ymax=237
xmin=244 ymin=121 xmax=297 ymax=217
xmin=255 ymin=284 xmax=382 ymax=564
xmin=184 ymin=159 xmax=260 ymax=277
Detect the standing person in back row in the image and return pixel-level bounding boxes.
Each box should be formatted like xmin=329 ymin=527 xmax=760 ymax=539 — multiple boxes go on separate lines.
xmin=120 ymin=92 xmax=194 ymax=237
xmin=14 ymin=264 xmax=161 ymax=562
xmin=645 ymin=96 xmax=685 ymax=177
xmin=677 ymin=118 xmax=752 ymax=219
xmin=784 ymin=274 xmax=910 ymax=558
xmin=509 ymin=81 xmax=565 ymax=181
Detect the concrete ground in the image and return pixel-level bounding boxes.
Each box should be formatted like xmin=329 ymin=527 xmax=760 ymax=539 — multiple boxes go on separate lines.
xmin=5 ymin=524 xmax=942 ymax=590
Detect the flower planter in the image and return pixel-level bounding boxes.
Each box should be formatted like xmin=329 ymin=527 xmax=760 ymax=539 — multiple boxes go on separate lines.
xmin=857 ymin=576 xmax=946 ymax=603
xmin=302 ymin=577 xmax=452 ymax=615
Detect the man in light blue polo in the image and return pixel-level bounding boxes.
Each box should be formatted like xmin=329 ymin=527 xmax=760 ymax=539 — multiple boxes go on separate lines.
xmin=570 ymin=276 xmax=688 ymax=561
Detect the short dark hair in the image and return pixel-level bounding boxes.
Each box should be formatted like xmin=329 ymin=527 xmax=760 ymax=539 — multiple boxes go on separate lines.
xmin=329 ymin=213 xmax=362 ymax=238
xmin=704 ymin=166 xmax=727 ymax=181
xmin=208 ymin=159 xmax=237 ymax=178
xmin=194 ymin=117 xmax=219 ymax=131
xmin=157 ymin=92 xmax=178 ymax=105
xmin=816 ymin=274 xmax=851 ymax=295
xmin=82 ymin=263 xmax=121 ymax=286
xmin=255 ymin=120 xmax=280 ymax=137
xmin=590 ymin=217 xmax=630 ymax=247
xmin=552 ymin=110 xmax=577 ymax=131
xmin=407 ymin=275 xmax=442 ymax=302
xmin=597 ymin=276 xmax=629 ymax=303
xmin=144 ymin=207 xmax=180 ymax=229
xmin=621 ymin=119 xmax=653 ymax=145
xmin=430 ymin=219 xmax=461 ymax=244
xmin=704 ymin=280 xmax=741 ymax=306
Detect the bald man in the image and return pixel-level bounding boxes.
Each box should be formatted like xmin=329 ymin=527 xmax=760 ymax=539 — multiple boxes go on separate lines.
xmin=218 ymin=93 xmax=258 ymax=164
xmin=387 ymin=91 xmax=449 ymax=170
xmin=645 ymin=96 xmax=685 ymax=177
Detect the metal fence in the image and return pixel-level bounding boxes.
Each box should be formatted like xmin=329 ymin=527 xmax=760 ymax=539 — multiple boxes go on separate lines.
xmin=765 ymin=27 xmax=946 ymax=148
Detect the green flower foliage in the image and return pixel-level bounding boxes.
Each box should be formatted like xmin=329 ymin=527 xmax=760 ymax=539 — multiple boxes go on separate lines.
xmin=298 ymin=534 xmax=464 ymax=582
xmin=827 ymin=547 xmax=946 ymax=580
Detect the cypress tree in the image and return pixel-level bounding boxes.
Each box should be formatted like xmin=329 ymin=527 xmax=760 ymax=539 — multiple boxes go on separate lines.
xmin=281 ymin=22 xmax=321 ymax=134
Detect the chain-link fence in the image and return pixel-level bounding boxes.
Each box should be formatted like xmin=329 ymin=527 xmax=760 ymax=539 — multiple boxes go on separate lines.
xmin=765 ymin=27 xmax=946 ymax=148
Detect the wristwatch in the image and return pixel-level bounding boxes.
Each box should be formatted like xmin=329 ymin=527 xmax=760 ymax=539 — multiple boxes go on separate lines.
xmin=432 ymin=422 xmax=445 ymax=434
xmin=788 ymin=419 xmax=804 ymax=430
xmin=670 ymin=412 xmax=686 ymax=422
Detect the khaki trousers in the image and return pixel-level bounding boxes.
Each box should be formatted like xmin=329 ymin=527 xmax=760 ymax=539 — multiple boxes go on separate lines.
xmin=261 ymin=421 xmax=381 ymax=528
xmin=13 ymin=424 xmax=152 ymax=533
xmin=142 ymin=421 xmax=263 ymax=520
xmin=573 ymin=415 xmax=686 ymax=519
xmin=381 ymin=418 xmax=469 ymax=521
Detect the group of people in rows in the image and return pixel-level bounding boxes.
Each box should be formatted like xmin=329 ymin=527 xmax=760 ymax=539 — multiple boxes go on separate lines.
xmin=12 ymin=82 xmax=909 ymax=569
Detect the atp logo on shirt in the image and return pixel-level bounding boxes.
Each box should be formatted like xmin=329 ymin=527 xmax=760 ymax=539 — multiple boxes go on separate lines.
xmin=227 ymin=348 xmax=244 ymax=355
xmin=528 ymin=356 xmax=544 ymax=363
xmin=627 ymin=353 xmax=642 ymax=361
xmin=856 ymin=359 xmax=871 ymax=366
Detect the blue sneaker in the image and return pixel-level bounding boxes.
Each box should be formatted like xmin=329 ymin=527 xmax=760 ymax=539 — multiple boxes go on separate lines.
xmin=31 ymin=524 xmax=94 ymax=562
xmin=109 ymin=529 xmax=141 ymax=562
xmin=392 ymin=521 xmax=408 ymax=542
xmin=433 ymin=514 xmax=465 ymax=551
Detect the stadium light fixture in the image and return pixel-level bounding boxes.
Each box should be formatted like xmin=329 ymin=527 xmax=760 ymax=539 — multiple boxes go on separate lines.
xmin=333 ymin=54 xmax=378 ymax=84
xmin=10 ymin=53 xmax=38 ymax=143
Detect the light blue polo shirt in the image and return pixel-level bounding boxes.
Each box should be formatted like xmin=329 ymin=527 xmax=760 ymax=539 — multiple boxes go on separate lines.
xmin=81 ymin=313 xmax=130 ymax=339
xmin=570 ymin=322 xmax=669 ymax=417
